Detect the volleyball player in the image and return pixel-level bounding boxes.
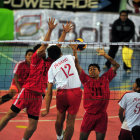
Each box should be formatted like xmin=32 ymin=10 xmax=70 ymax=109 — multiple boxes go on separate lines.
xmin=0 ymin=18 xmax=72 ymax=140
xmin=41 ymin=46 xmax=82 ymax=140
xmin=118 ymin=78 xmax=140 ymax=140
xmin=70 ymin=44 xmax=120 ymax=140
xmin=0 ymin=49 xmax=34 ymax=105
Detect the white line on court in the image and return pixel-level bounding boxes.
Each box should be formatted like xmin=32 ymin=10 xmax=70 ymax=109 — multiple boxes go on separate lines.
xmin=0 ymin=103 xmax=118 ymax=122
xmin=8 ymin=116 xmax=118 ymax=123
xmin=0 ymin=52 xmax=18 ymax=63
xmin=41 ymin=105 xmax=56 ymax=111
xmin=0 ymin=105 xmax=56 ymax=114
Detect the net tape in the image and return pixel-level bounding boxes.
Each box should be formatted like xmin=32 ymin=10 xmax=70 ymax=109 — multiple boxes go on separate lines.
xmin=0 ymin=40 xmax=140 ymax=46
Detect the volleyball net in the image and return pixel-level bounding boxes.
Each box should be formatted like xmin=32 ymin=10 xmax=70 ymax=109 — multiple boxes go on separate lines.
xmin=0 ymin=41 xmax=140 ymax=100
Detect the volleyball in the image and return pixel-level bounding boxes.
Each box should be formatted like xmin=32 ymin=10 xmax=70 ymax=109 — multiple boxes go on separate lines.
xmin=75 ymin=38 xmax=87 ymax=51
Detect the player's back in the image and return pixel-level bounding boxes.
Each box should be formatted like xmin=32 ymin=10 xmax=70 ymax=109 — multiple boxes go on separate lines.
xmin=119 ymin=92 xmax=140 ymax=130
xmin=48 ymin=55 xmax=81 ymax=89
xmin=123 ymin=92 xmax=140 ymax=121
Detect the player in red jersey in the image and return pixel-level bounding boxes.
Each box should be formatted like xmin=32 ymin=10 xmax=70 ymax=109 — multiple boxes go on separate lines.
xmin=0 ymin=18 xmax=73 ymax=140
xmin=0 ymin=49 xmax=34 ymax=105
xmin=70 ymin=44 xmax=120 ymax=140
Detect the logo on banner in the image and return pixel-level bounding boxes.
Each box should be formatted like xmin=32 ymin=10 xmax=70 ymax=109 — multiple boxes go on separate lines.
xmin=15 ymin=14 xmax=44 ymax=40
xmin=4 ymin=0 xmax=111 ymax=11
xmin=14 ymin=10 xmax=140 ymax=43
xmin=90 ymin=0 xmax=111 ymax=11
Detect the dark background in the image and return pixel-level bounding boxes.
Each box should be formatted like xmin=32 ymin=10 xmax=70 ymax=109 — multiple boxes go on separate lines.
xmin=0 ymin=0 xmax=121 ymax=12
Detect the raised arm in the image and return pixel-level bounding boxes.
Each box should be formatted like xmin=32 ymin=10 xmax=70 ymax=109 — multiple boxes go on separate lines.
xmin=96 ymin=48 xmax=120 ymax=72
xmin=37 ymin=18 xmax=57 ymax=56
xmin=69 ymin=43 xmax=82 ymax=75
xmin=57 ymin=21 xmax=73 ymax=48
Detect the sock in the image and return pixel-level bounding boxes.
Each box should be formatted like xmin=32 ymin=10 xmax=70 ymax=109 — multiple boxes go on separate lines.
xmin=57 ymin=133 xmax=63 ymax=140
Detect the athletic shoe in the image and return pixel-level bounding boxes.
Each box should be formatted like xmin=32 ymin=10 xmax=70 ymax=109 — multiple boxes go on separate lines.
xmin=57 ymin=130 xmax=65 ymax=140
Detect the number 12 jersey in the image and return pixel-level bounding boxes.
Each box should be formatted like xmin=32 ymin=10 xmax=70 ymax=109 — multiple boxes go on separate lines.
xmin=48 ymin=55 xmax=81 ymax=89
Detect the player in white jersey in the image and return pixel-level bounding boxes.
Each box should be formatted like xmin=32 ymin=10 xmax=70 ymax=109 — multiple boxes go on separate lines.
xmin=118 ymin=78 xmax=140 ymax=140
xmin=49 ymin=55 xmax=81 ymax=89
xmin=41 ymin=45 xmax=82 ymax=140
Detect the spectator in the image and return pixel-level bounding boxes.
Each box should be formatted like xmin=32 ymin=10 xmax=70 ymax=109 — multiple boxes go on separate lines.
xmin=105 ymin=10 xmax=135 ymax=73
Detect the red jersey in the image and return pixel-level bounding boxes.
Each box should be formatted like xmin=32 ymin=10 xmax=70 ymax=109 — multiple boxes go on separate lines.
xmin=80 ymin=68 xmax=116 ymax=114
xmin=12 ymin=60 xmax=30 ymax=87
xmin=23 ymin=51 xmax=54 ymax=93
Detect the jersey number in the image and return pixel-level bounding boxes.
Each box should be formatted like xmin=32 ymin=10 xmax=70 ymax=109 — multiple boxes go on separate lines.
xmin=91 ymin=87 xmax=102 ymax=96
xmin=134 ymin=103 xmax=140 ymax=114
xmin=61 ymin=64 xmax=74 ymax=78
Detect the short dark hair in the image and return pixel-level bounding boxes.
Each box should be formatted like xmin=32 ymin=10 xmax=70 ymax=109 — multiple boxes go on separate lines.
xmin=132 ymin=125 xmax=140 ymax=140
xmin=33 ymin=44 xmax=41 ymax=52
xmin=120 ymin=10 xmax=129 ymax=16
xmin=47 ymin=45 xmax=61 ymax=60
xmin=88 ymin=64 xmax=100 ymax=72
xmin=25 ymin=49 xmax=34 ymax=56
xmin=136 ymin=78 xmax=140 ymax=88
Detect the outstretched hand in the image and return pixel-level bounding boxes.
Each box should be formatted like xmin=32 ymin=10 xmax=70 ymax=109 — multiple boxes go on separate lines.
xmin=48 ymin=18 xmax=58 ymax=31
xmin=96 ymin=48 xmax=106 ymax=56
xmin=41 ymin=110 xmax=49 ymax=117
xmin=69 ymin=41 xmax=78 ymax=51
xmin=63 ymin=21 xmax=73 ymax=33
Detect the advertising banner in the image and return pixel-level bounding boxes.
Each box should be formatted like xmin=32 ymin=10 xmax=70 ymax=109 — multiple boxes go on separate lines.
xmin=0 ymin=9 xmax=14 ymax=40
xmin=14 ymin=9 xmax=140 ymax=43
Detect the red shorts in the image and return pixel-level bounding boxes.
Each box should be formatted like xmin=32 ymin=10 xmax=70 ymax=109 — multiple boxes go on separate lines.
xmin=12 ymin=88 xmax=42 ymax=117
xmin=119 ymin=129 xmax=132 ymax=140
xmin=80 ymin=112 xmax=108 ymax=134
xmin=9 ymin=84 xmax=19 ymax=93
xmin=56 ymin=88 xmax=82 ymax=115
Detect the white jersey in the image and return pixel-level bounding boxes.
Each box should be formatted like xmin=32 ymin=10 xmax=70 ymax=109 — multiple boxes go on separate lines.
xmin=119 ymin=92 xmax=140 ymax=131
xmin=48 ymin=55 xmax=81 ymax=89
